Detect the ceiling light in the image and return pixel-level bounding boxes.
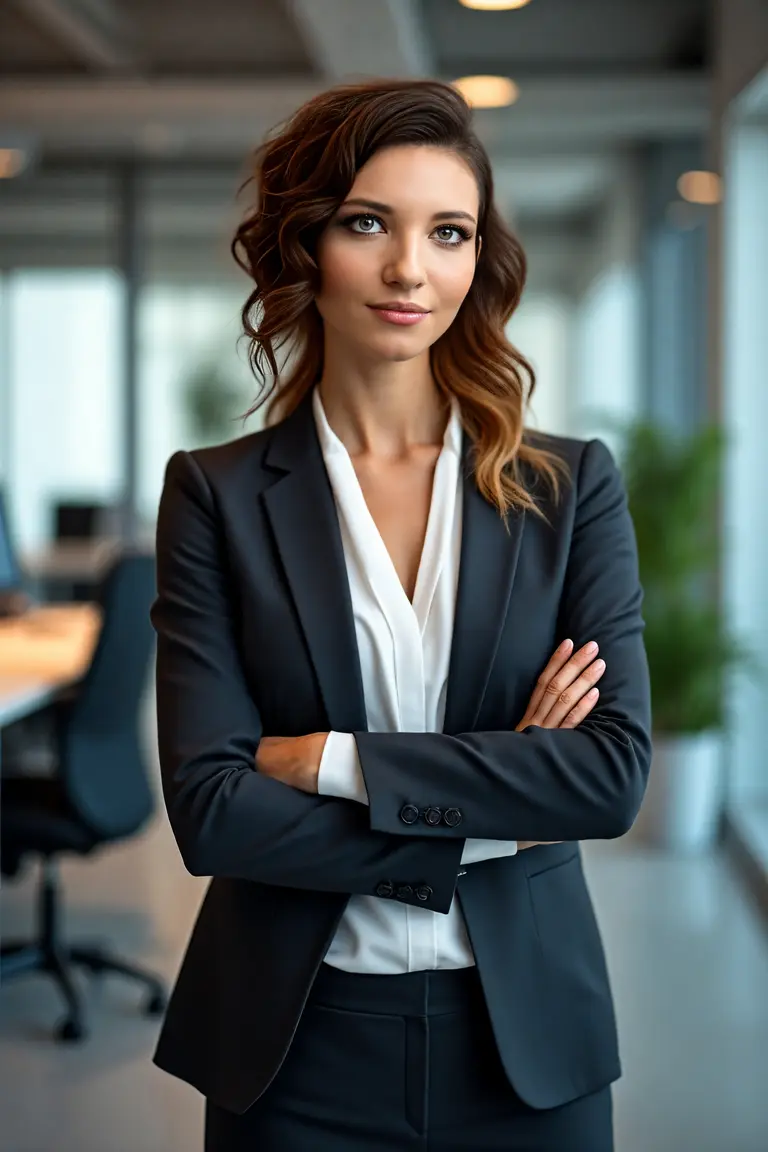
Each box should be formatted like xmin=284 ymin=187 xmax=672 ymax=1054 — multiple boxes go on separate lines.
xmin=453 ymin=75 xmax=519 ymax=109
xmin=0 ymin=148 xmax=28 ymax=179
xmin=459 ymin=1 xmax=533 ymax=10
xmin=676 ymin=170 xmax=722 ymax=205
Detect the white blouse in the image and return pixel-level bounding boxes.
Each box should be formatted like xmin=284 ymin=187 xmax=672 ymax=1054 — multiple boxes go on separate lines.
xmin=312 ymin=387 xmax=518 ymax=974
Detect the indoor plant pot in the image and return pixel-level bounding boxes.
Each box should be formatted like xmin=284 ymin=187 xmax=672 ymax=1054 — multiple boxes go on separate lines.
xmin=632 ymin=731 xmax=724 ymax=852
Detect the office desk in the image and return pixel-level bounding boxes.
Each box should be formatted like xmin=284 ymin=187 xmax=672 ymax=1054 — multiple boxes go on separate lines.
xmin=0 ymin=604 xmax=101 ymax=769
xmin=22 ymin=538 xmax=154 ymax=586
xmin=0 ymin=604 xmax=101 ymax=680
xmin=22 ymin=540 xmax=122 ymax=585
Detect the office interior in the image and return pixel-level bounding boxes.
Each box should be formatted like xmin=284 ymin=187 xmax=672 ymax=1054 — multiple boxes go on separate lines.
xmin=0 ymin=1 xmax=767 ymax=1149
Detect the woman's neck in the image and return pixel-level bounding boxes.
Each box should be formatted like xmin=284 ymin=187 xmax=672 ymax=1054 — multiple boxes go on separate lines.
xmin=317 ymin=348 xmax=449 ymax=461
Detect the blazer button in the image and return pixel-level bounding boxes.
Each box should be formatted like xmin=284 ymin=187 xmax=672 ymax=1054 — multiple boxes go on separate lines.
xmin=400 ymin=804 xmax=420 ymax=825
xmin=415 ymin=884 xmax=433 ymax=902
xmin=396 ymin=884 xmax=413 ymax=900
xmin=443 ymin=807 xmax=463 ymax=828
xmin=424 ymin=807 xmax=442 ymax=826
xmin=376 ymin=881 xmax=394 ymax=898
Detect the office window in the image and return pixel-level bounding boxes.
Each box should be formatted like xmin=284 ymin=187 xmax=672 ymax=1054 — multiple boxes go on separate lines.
xmin=6 ymin=269 xmax=123 ymax=551
xmin=137 ymin=283 xmax=262 ymax=527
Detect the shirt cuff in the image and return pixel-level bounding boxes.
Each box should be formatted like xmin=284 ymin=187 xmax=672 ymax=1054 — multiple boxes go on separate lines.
xmin=317 ymin=731 xmax=370 ymax=805
xmin=460 ymin=839 xmax=519 ymax=865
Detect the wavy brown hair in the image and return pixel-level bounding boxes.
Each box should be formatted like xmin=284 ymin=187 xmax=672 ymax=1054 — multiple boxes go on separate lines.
xmin=232 ymin=78 xmax=570 ymax=521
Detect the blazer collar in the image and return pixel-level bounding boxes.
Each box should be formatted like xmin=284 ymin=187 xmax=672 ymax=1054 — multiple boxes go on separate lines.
xmin=262 ymin=388 xmax=525 ymax=735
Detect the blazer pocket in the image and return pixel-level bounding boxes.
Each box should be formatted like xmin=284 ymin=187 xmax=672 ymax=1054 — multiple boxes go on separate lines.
xmin=527 ymin=852 xmax=614 ymax=1004
xmin=524 ymin=842 xmax=579 ymax=879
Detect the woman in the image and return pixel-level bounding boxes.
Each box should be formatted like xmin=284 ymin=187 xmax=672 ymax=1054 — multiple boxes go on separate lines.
xmin=151 ymin=79 xmax=651 ymax=1151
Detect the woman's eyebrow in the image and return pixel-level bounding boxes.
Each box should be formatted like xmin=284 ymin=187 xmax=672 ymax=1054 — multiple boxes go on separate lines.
xmin=340 ymin=198 xmax=477 ymax=225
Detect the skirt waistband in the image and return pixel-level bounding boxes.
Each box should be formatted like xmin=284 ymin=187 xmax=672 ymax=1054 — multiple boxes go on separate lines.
xmin=310 ymin=961 xmax=483 ymax=1018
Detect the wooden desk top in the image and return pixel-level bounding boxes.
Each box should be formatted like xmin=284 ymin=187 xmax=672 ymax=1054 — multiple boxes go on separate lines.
xmin=0 ymin=603 xmax=101 ymax=683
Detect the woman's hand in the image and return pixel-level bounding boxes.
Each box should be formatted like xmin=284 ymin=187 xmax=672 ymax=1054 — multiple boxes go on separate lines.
xmin=255 ymin=732 xmax=329 ymax=793
xmin=515 ymin=638 xmax=604 ymax=734
xmin=516 ymin=638 xmax=605 ymax=851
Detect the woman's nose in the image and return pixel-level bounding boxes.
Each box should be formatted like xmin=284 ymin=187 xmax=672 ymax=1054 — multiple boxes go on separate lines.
xmin=382 ymin=237 xmax=426 ymax=290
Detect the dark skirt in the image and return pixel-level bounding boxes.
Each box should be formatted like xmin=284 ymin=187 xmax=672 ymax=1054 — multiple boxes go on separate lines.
xmin=205 ymin=962 xmax=614 ymax=1151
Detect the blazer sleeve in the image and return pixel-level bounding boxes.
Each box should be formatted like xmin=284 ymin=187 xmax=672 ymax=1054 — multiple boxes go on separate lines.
xmin=319 ymin=730 xmax=519 ymax=864
xmin=151 ymin=450 xmax=465 ymax=914
xmin=353 ymin=438 xmax=653 ymax=843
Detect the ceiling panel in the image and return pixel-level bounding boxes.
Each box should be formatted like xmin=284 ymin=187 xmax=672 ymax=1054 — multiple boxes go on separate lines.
xmin=425 ymin=0 xmax=709 ymax=74
xmin=119 ymin=0 xmax=314 ymax=77
xmin=0 ymin=4 xmax=89 ymax=74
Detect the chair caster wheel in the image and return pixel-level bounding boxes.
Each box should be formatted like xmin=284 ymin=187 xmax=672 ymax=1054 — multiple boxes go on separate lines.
xmin=57 ymin=1017 xmax=86 ymax=1043
xmin=144 ymin=990 xmax=167 ymax=1017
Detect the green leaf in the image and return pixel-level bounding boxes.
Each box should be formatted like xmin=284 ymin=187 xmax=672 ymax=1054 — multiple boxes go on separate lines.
xmin=588 ymin=412 xmax=762 ymax=734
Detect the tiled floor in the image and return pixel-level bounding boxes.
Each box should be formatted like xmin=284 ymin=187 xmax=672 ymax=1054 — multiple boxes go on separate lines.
xmin=2 ymin=771 xmax=768 ymax=1151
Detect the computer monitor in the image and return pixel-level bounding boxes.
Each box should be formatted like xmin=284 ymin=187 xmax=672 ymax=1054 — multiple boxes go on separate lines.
xmin=0 ymin=487 xmax=23 ymax=594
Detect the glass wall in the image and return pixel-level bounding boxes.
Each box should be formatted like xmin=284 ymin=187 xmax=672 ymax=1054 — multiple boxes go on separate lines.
xmin=137 ymin=283 xmax=259 ymax=526
xmin=3 ymin=269 xmax=123 ymax=551
xmin=721 ymin=100 xmax=768 ymax=848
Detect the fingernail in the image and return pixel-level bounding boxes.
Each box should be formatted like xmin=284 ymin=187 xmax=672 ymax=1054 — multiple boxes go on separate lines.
xmin=561 ymin=639 xmax=573 ymax=651
xmin=594 ymin=659 xmax=605 ymax=672
xmin=585 ymin=641 xmax=598 ymax=655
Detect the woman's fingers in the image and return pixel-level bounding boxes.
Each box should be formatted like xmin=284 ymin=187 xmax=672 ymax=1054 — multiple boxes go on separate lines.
xmin=559 ymin=687 xmax=600 ymax=729
xmin=520 ymin=638 xmax=574 ymax=721
xmin=516 ymin=640 xmax=603 ymax=732
xmin=541 ymin=661 xmax=605 ymax=729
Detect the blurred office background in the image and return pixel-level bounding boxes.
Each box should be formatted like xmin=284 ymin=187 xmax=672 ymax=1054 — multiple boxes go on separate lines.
xmin=1 ymin=1 xmax=767 ymax=1149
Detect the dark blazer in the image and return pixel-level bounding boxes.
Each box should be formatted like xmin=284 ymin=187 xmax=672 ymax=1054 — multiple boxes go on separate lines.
xmin=150 ymin=388 xmax=652 ymax=1116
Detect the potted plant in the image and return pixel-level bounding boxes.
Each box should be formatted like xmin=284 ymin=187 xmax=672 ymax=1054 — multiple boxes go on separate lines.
xmin=609 ymin=418 xmax=757 ymax=852
xmin=183 ymin=357 xmax=252 ymax=448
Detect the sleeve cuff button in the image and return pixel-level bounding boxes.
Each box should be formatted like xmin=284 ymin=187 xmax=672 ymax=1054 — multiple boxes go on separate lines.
xmin=399 ymin=804 xmax=420 ymax=825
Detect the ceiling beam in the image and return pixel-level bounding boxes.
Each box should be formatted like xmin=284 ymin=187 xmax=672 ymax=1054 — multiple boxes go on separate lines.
xmin=12 ymin=0 xmax=136 ymax=73
xmin=285 ymin=0 xmax=432 ymax=79
xmin=0 ymin=74 xmax=710 ymax=155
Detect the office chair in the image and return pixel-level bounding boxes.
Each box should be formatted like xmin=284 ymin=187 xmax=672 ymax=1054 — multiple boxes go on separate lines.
xmin=0 ymin=552 xmax=167 ymax=1042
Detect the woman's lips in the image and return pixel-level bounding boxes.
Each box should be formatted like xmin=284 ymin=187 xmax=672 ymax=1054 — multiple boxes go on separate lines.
xmin=367 ymin=306 xmax=431 ymax=326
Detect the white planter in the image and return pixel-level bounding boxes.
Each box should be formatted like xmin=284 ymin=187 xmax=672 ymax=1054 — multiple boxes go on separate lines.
xmin=632 ymin=731 xmax=725 ymax=853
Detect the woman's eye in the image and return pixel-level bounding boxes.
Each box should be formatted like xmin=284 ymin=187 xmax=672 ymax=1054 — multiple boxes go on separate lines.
xmin=349 ymin=214 xmax=383 ymax=234
xmin=434 ymin=225 xmax=467 ymax=246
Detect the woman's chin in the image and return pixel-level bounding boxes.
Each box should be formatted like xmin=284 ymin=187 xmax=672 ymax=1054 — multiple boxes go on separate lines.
xmin=361 ymin=330 xmax=434 ymax=363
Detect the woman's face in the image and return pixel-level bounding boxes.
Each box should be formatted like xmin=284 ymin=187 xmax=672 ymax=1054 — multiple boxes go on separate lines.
xmin=315 ymin=145 xmax=480 ymax=364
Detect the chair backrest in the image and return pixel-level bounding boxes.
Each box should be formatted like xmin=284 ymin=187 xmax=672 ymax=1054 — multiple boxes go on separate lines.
xmin=61 ymin=551 xmax=157 ymax=840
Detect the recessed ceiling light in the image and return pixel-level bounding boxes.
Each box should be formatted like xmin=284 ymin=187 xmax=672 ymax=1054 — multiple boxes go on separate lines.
xmin=459 ymin=1 xmax=532 ymax=10
xmin=0 ymin=148 xmax=28 ymax=179
xmin=453 ymin=75 xmax=519 ymax=108
xmin=677 ymin=170 xmax=722 ymax=205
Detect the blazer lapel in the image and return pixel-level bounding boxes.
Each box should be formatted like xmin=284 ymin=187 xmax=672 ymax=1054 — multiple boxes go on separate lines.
xmin=262 ymin=390 xmax=525 ymax=739
xmin=262 ymin=392 xmax=368 ymax=734
xmin=442 ymin=443 xmax=526 ymax=735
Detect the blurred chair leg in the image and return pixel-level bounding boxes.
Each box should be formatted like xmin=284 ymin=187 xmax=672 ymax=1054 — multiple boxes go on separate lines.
xmin=45 ymin=949 xmax=87 ymax=1041
xmin=0 ymin=858 xmax=88 ymax=1040
xmin=68 ymin=946 xmax=167 ymax=1015
xmin=0 ymin=942 xmax=45 ymax=978
xmin=0 ymin=857 xmax=166 ymax=1037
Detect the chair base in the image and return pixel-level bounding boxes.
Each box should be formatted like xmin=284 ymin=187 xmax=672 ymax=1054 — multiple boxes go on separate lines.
xmin=0 ymin=857 xmax=167 ymax=1042
xmin=1 ymin=939 xmax=167 ymax=1042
